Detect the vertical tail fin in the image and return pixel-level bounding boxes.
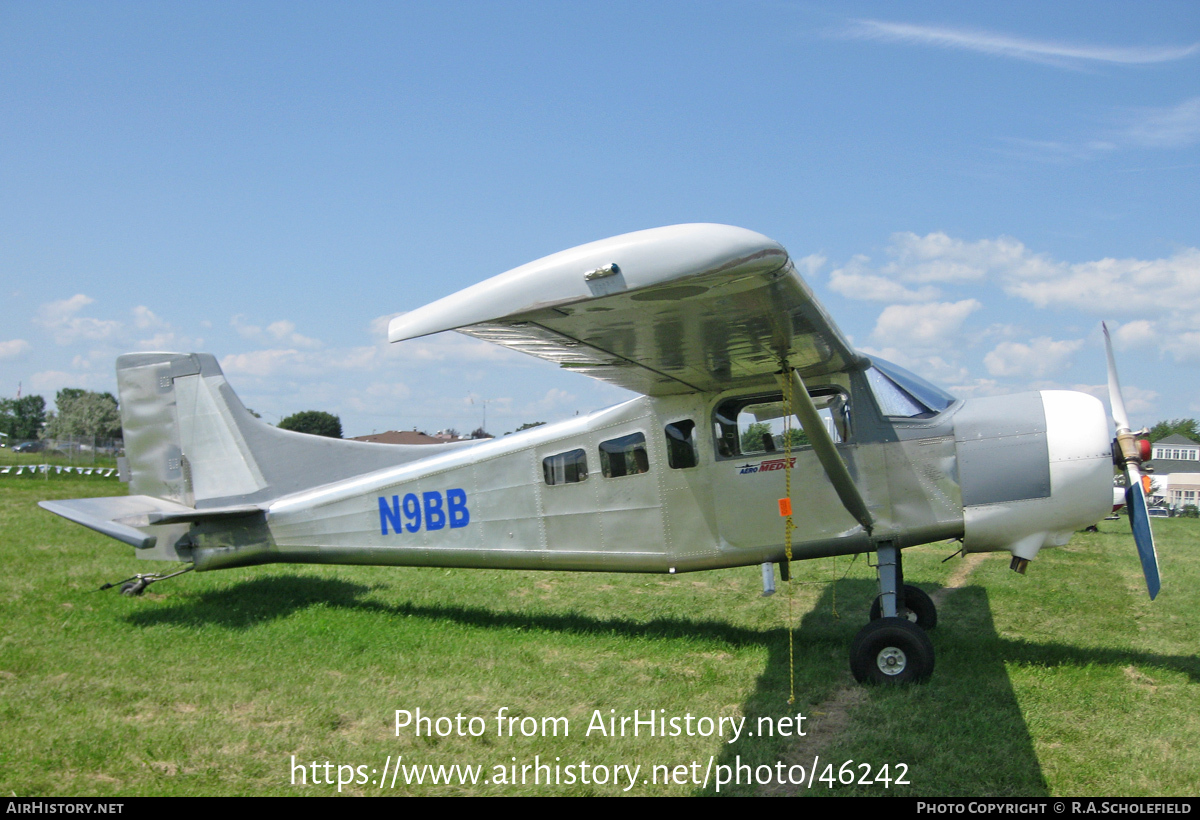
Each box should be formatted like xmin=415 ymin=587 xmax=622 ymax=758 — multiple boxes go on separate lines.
xmin=117 ymin=353 xmax=446 ymax=509
xmin=118 ymin=353 xmax=268 ymax=506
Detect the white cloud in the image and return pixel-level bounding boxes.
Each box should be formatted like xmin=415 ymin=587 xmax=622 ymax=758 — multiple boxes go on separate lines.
xmin=794 ymin=253 xmax=827 ymax=279
xmin=1000 ymin=97 xmax=1200 ymax=166
xmin=517 ymin=387 xmax=578 ymax=417
xmin=828 ymin=256 xmax=940 ymax=302
xmin=132 ymin=305 xmax=168 ymax=330
xmin=135 ymin=332 xmax=193 ymax=352
xmin=886 ymin=232 xmax=1055 ymax=282
xmin=35 ymin=295 xmax=123 ymax=345
xmin=1162 ymin=332 xmax=1200 ymax=365
xmin=997 ymin=137 xmax=1119 ymax=165
xmin=871 ymin=299 xmax=982 ymax=350
xmin=231 ymin=314 xmax=261 ymax=339
xmin=230 ymin=315 xmax=322 ymax=349
xmin=0 ymin=339 xmax=31 ymax=360
xmin=842 ymin=20 xmax=1200 ymax=68
xmin=945 ymin=377 xmax=1009 ymax=399
xmin=983 ymin=336 xmax=1084 ymax=378
xmin=1111 ymin=320 xmax=1157 ymax=349
xmin=1004 ymin=247 xmax=1200 ymax=320
xmin=1125 ymin=97 xmax=1200 ymax=149
xmin=364 ymin=381 xmax=413 ymax=400
xmin=840 ymin=232 xmax=1200 ymax=371
xmin=1071 ymin=382 xmax=1158 ymax=418
xmin=266 ymin=320 xmax=322 ymax=350
xmin=220 ymin=349 xmax=307 ymax=377
xmin=826 ymin=233 xmax=1058 ymax=302
xmin=29 ymin=369 xmax=107 ymax=394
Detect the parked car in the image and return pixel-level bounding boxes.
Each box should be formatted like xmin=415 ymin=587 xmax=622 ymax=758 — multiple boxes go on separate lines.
xmin=13 ymin=441 xmax=46 ymax=453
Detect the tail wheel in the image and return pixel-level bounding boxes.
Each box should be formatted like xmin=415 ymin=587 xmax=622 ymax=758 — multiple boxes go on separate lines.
xmin=869 ymin=584 xmax=938 ymax=631
xmin=850 ymin=617 xmax=935 ymax=685
xmin=120 ymin=580 xmax=146 ymax=597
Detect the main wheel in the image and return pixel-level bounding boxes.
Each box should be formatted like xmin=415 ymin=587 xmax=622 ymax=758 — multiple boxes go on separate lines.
xmin=869 ymin=584 xmax=937 ymax=630
xmin=850 ymin=617 xmax=935 ymax=685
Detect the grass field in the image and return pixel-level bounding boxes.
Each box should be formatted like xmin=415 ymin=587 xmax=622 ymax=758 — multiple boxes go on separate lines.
xmin=1 ymin=474 xmax=1197 ymax=796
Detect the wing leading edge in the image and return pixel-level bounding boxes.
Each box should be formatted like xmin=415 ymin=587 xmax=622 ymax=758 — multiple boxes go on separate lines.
xmin=389 ymin=224 xmax=865 ymax=396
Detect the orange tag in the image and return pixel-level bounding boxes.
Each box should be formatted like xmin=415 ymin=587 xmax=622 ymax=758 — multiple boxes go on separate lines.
xmin=1142 ymin=475 xmax=1152 ymax=495
xmin=778 ymin=498 xmax=792 ymax=516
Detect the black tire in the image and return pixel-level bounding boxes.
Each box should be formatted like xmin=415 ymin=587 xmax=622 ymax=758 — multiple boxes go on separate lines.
xmin=850 ymin=617 xmax=935 ymax=685
xmin=120 ymin=580 xmax=145 ymax=597
xmin=869 ymin=584 xmax=937 ymax=630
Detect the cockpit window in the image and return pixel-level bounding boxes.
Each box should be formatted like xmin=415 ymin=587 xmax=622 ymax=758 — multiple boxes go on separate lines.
xmin=713 ymin=389 xmax=849 ymax=459
xmin=867 ymin=358 xmax=956 ymax=419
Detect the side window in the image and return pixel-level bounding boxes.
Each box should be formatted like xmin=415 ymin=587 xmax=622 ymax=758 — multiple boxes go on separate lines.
xmin=599 ymin=433 xmax=649 ymax=478
xmin=664 ymin=420 xmax=698 ymax=469
xmin=713 ymin=390 xmax=849 ymax=459
xmin=543 ymin=449 xmax=588 ymax=485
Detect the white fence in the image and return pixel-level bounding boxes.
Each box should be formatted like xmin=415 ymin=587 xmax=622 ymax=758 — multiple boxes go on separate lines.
xmin=0 ymin=463 xmax=119 ymax=478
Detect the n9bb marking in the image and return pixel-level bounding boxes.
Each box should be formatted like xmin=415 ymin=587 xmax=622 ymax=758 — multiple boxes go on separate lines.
xmin=379 ymin=489 xmax=470 ymax=535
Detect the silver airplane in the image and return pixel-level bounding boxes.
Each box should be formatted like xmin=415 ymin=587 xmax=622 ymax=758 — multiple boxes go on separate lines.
xmin=39 ymin=224 xmax=1160 ymax=685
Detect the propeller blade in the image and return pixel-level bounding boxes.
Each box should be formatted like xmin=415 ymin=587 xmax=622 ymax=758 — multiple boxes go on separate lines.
xmin=1124 ymin=464 xmax=1161 ymax=600
xmin=1103 ymin=322 xmax=1161 ymax=599
xmin=1103 ymin=322 xmax=1130 ymax=433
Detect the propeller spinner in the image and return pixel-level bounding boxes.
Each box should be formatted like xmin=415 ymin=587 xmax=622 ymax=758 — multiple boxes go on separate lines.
xmin=1103 ymin=323 xmax=1161 ymax=600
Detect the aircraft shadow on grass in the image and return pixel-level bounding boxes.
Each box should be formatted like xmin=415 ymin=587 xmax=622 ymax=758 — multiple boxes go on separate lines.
xmin=126 ymin=573 xmax=1198 ymax=796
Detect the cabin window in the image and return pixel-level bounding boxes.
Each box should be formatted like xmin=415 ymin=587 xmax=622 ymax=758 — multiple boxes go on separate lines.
xmin=599 ymin=433 xmax=650 ymax=478
xmin=865 ymin=358 xmax=956 ymax=419
xmin=543 ymin=449 xmax=589 ymax=485
xmin=664 ymin=420 xmax=698 ymax=469
xmin=713 ymin=390 xmax=849 ymax=459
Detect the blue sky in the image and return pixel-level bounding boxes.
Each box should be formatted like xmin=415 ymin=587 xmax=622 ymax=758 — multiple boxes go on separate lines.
xmin=2 ymin=2 xmax=1198 ymax=437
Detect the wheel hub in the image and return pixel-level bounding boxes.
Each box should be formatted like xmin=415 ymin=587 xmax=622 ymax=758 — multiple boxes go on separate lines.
xmin=877 ymin=646 xmax=907 ymax=676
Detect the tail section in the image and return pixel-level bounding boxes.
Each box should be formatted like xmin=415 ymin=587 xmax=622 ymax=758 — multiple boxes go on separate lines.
xmin=40 ymin=353 xmax=464 ymax=565
xmin=117 ymin=353 xmax=264 ymax=506
xmin=116 ymin=352 xmax=443 ymax=509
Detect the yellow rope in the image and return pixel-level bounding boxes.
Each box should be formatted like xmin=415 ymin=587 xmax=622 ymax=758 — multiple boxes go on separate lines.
xmin=779 ymin=364 xmax=861 ymax=701
xmin=781 ymin=362 xmax=796 ymax=705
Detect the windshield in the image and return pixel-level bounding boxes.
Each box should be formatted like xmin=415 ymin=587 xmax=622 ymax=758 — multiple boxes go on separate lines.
xmin=866 ymin=358 xmax=957 ymax=419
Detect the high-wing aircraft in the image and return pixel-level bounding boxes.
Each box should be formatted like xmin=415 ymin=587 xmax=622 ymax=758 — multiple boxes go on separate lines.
xmin=39 ymin=224 xmax=1160 ymax=685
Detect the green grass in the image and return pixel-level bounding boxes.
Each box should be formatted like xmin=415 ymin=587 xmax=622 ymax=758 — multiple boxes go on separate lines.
xmin=1 ymin=476 xmax=1196 ymax=796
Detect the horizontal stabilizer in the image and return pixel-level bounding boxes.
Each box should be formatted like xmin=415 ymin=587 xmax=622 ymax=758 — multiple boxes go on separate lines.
xmin=38 ymin=496 xmax=180 ymax=550
xmin=146 ymin=504 xmax=264 ymax=525
xmin=39 ymin=495 xmax=264 ymax=551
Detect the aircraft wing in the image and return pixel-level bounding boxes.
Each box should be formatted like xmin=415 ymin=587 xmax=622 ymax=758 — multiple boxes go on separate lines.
xmin=389 ymin=224 xmax=865 ymax=396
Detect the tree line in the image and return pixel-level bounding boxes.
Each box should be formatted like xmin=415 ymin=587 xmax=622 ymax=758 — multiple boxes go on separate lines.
xmin=1 ymin=389 xmax=121 ymax=442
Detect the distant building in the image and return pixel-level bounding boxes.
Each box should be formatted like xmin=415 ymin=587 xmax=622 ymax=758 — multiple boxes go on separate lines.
xmin=350 ymin=430 xmax=453 ymax=445
xmin=349 ymin=429 xmax=492 ymax=445
xmin=1150 ymin=434 xmax=1200 ymax=510
xmin=1151 ymin=434 xmax=1200 ymax=464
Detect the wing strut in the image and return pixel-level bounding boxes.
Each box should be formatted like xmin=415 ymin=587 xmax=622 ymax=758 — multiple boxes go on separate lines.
xmin=777 ymin=368 xmax=875 ymax=535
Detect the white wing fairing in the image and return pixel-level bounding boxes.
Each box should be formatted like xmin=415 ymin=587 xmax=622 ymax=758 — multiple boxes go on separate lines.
xmin=40 ymin=222 xmax=1141 ymax=686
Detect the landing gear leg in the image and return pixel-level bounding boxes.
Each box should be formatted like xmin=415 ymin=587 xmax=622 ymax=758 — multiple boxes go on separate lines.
xmin=851 ymin=543 xmax=935 ymax=684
